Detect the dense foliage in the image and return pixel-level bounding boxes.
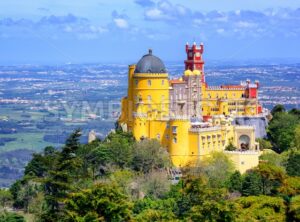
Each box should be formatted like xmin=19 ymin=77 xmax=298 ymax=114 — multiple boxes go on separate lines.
xmin=1 ymin=105 xmax=300 ymax=221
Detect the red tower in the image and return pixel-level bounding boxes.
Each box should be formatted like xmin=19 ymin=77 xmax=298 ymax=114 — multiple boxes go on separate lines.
xmin=184 ymin=42 xmax=205 ymax=82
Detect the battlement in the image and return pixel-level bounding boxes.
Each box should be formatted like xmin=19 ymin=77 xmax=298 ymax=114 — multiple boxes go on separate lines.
xmin=185 ymin=42 xmax=204 ymax=54
xmin=207 ymin=86 xmax=245 ymax=91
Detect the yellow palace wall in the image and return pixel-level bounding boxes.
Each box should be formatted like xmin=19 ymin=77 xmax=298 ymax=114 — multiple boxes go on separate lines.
xmin=201 ymin=85 xmax=258 ymax=116
xmin=119 ymin=65 xmax=260 ymax=173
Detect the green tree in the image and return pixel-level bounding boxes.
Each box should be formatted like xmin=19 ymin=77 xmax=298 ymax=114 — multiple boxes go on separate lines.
xmin=271 ymin=104 xmax=285 ymax=116
xmin=0 ymin=189 xmax=12 ymax=208
xmin=65 ymin=183 xmax=132 ymax=222
xmin=236 ymin=196 xmax=286 ymax=222
xmin=256 ymin=162 xmax=285 ymax=195
xmin=182 ymin=178 xmax=237 ymax=221
xmin=141 ymin=171 xmax=171 ymax=199
xmin=105 ymin=132 xmax=134 ymax=168
xmin=259 ymin=150 xmax=286 ymax=169
xmin=256 ymin=138 xmax=272 ymax=150
xmin=241 ymin=171 xmax=262 ymax=196
xmin=188 ymin=197 xmax=237 ymax=222
xmin=291 ymin=125 xmax=300 ymax=150
xmin=9 ymin=180 xmax=38 ymax=212
xmin=225 ymin=142 xmax=237 ymax=151
xmin=289 ymin=195 xmax=300 ymax=221
xmin=286 ymin=151 xmax=300 ymax=177
xmin=42 ymin=129 xmax=83 ymax=220
xmin=24 ymin=146 xmax=57 ymax=178
xmin=289 ymin=108 xmax=300 ymax=118
xmin=133 ymin=198 xmax=178 ymax=222
xmin=204 ymin=152 xmax=235 ymax=188
xmin=109 ymin=169 xmax=135 ymax=197
xmin=0 ymin=212 xmax=25 ymax=222
xmin=227 ymin=171 xmax=243 ymax=193
xmin=279 ymin=177 xmax=300 ymax=197
xmin=135 ymin=209 xmax=178 ymax=222
xmin=9 ymin=180 xmax=23 ymax=209
xmin=75 ymin=139 xmax=103 ymax=180
xmin=268 ymin=112 xmax=299 ymax=152
xmin=132 ymin=139 xmax=170 ymax=174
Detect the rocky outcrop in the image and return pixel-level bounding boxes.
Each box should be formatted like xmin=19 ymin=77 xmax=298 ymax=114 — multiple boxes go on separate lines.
xmin=234 ymin=116 xmax=268 ymax=138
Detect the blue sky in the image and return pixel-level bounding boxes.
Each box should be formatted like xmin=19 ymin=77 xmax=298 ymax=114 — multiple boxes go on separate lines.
xmin=0 ymin=0 xmax=300 ymax=64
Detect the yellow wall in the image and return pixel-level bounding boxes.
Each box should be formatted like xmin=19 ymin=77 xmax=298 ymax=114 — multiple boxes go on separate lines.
xmin=168 ymin=119 xmax=190 ymax=167
xmin=225 ymin=151 xmax=260 ymax=174
xmin=201 ymin=85 xmax=258 ymax=116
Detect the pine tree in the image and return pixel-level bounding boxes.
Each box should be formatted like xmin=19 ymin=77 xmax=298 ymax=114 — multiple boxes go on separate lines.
xmin=42 ymin=129 xmax=83 ymax=221
xmin=286 ymin=151 xmax=300 ymax=177
xmin=241 ymin=171 xmax=263 ymax=196
xmin=227 ymin=171 xmax=243 ymax=192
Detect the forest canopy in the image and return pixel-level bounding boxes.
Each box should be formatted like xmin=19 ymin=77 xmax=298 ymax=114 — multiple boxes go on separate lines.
xmin=1 ymin=106 xmax=300 ymax=221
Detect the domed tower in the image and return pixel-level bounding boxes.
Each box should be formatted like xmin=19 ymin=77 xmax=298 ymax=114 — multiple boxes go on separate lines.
xmin=131 ymin=49 xmax=170 ymax=140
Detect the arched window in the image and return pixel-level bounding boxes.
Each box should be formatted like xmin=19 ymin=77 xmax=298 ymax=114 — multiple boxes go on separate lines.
xmin=173 ymin=137 xmax=177 ymax=144
xmin=239 ymin=135 xmax=250 ymax=150
xmin=148 ymin=80 xmax=151 ymax=86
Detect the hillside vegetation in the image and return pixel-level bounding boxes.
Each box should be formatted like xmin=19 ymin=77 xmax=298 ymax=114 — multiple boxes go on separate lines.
xmin=0 ymin=105 xmax=300 ymax=221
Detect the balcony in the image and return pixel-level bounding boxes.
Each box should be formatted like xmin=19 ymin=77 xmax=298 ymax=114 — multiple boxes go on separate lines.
xmin=189 ymin=126 xmax=221 ymax=133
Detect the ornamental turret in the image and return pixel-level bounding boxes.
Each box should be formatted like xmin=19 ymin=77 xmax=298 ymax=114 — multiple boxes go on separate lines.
xmin=184 ymin=42 xmax=205 ymax=82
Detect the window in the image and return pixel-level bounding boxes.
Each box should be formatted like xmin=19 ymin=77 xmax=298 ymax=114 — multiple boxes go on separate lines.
xmin=166 ymin=123 xmax=170 ymax=129
xmin=173 ymin=137 xmax=177 ymax=143
xmin=172 ymin=126 xmax=177 ymax=134
xmin=147 ymin=95 xmax=152 ymax=102
xmin=157 ymin=134 xmax=160 ymax=139
xmin=135 ymin=79 xmax=138 ymax=86
xmin=162 ymin=80 xmax=164 ymax=85
xmin=148 ymin=80 xmax=151 ymax=86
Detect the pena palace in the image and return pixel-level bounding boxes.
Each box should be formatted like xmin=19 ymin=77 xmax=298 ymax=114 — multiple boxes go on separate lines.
xmin=118 ymin=42 xmax=267 ymax=173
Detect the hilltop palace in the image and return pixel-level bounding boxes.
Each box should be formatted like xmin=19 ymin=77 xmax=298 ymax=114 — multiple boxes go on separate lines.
xmin=118 ymin=42 xmax=268 ymax=173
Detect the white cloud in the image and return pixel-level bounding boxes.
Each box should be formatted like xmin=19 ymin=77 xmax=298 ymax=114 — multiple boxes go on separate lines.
xmin=236 ymin=21 xmax=257 ymax=28
xmin=113 ymin=18 xmax=129 ymax=29
xmin=89 ymin=25 xmax=108 ymax=33
xmin=146 ymin=33 xmax=169 ymax=40
xmin=145 ymin=8 xmax=164 ymax=20
xmin=193 ymin=19 xmax=203 ymax=26
xmin=216 ymin=28 xmax=225 ymax=34
xmin=64 ymin=25 xmax=73 ymax=32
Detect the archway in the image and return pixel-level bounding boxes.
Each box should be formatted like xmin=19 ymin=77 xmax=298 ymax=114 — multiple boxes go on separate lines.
xmin=239 ymin=135 xmax=250 ymax=150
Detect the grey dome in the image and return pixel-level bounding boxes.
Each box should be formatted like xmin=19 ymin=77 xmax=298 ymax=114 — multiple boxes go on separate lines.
xmin=134 ymin=49 xmax=166 ymax=74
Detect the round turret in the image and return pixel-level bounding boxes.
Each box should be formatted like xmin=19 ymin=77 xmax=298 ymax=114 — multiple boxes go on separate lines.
xmin=134 ymin=49 xmax=166 ymax=74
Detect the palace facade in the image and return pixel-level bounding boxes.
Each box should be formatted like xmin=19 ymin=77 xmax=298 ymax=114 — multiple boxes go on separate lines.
xmin=118 ymin=43 xmax=264 ymax=173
